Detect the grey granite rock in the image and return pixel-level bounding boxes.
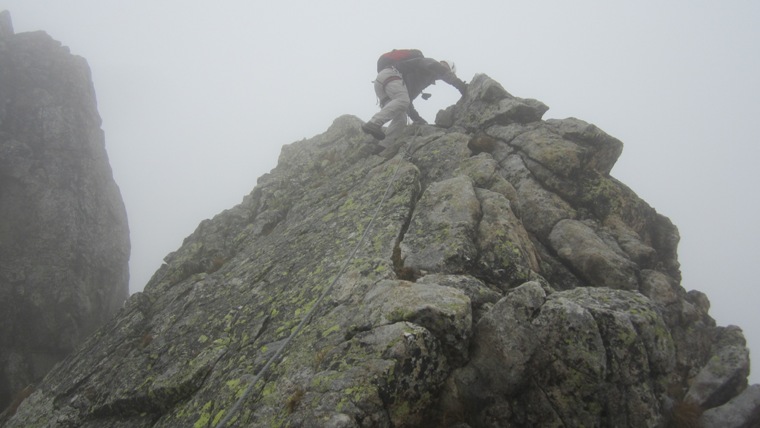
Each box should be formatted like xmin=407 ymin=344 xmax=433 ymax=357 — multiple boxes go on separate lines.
xmin=3 ymin=35 xmax=757 ymax=426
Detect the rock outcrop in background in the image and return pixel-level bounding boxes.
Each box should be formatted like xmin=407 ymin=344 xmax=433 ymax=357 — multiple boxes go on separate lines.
xmin=3 ymin=14 xmax=759 ymax=427
xmin=0 ymin=11 xmax=129 ymax=414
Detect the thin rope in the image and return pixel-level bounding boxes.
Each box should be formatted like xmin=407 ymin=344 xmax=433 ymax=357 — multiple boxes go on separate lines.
xmin=216 ymin=142 xmax=411 ymax=428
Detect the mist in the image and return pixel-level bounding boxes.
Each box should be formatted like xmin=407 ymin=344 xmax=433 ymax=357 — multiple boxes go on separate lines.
xmin=3 ymin=1 xmax=759 ymax=383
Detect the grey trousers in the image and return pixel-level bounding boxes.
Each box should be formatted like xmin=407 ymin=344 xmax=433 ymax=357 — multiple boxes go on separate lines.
xmin=370 ymin=67 xmax=410 ymax=139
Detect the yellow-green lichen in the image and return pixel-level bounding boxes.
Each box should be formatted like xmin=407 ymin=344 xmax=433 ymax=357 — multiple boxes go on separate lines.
xmin=321 ymin=324 xmax=341 ymax=338
xmin=213 ymin=337 xmax=231 ymax=347
xmin=261 ymin=381 xmax=277 ymax=398
xmin=212 ymin=409 xmax=226 ymax=426
xmin=193 ymin=401 xmax=214 ymax=428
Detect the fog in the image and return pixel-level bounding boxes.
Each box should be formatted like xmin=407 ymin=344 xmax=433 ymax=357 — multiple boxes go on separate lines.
xmin=3 ymin=1 xmax=759 ymax=383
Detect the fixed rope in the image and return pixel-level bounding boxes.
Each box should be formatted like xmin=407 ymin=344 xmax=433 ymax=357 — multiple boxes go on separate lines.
xmin=215 ymin=141 xmax=412 ymax=428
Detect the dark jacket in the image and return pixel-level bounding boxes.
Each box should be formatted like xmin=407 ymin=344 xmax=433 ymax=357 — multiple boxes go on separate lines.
xmin=395 ymin=57 xmax=467 ymax=122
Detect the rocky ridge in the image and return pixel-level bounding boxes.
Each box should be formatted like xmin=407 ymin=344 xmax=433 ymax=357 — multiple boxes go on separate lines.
xmin=5 ymin=52 xmax=759 ymax=427
xmin=0 ymin=11 xmax=130 ymax=416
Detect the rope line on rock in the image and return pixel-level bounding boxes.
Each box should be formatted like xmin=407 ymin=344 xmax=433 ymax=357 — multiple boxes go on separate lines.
xmin=215 ymin=139 xmax=412 ymax=428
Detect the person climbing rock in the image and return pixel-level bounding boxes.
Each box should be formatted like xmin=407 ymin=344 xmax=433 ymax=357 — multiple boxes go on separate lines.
xmin=362 ymin=49 xmax=467 ymax=141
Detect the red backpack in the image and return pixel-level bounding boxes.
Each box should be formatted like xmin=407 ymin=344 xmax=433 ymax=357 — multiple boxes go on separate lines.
xmin=376 ymin=49 xmax=424 ymax=72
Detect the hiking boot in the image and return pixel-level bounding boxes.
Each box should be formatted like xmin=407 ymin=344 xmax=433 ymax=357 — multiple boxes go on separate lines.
xmin=361 ymin=122 xmax=386 ymax=140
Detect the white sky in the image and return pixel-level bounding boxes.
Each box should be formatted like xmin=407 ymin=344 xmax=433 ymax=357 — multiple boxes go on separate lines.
xmin=2 ymin=1 xmax=758 ymax=383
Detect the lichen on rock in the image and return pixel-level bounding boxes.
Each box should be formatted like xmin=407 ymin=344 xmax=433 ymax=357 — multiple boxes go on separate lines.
xmin=4 ymin=58 xmax=759 ymax=428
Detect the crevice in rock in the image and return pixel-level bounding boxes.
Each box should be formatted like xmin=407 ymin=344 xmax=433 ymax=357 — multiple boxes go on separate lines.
xmin=390 ymin=160 xmax=423 ymax=282
xmin=89 ymin=358 xmax=217 ymax=420
xmin=469 ymin=190 xmax=490 ymax=285
xmin=222 ymin=305 xmax=270 ymax=357
xmin=514 ymin=151 xmax=567 ymax=189
xmin=543 ymin=246 xmax=590 ymax=290
xmin=495 ymin=138 xmax=572 ymax=199
xmin=531 ymin=377 xmax=570 ymax=427
xmin=495 ymin=151 xmax=576 ymax=226
xmin=586 ymin=310 xmax=617 ymax=388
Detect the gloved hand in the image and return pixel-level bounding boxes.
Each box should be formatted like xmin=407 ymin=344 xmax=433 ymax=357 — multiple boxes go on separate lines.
xmin=421 ymin=92 xmax=432 ymax=100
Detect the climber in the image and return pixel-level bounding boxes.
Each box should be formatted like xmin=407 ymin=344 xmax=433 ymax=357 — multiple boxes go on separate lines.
xmin=362 ymin=50 xmax=467 ymax=141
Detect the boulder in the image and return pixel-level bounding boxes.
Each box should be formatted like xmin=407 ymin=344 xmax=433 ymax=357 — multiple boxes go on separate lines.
xmin=549 ymin=218 xmax=640 ymax=290
xmin=446 ymin=285 xmax=675 ymax=427
xmin=701 ymin=384 xmax=760 ymax=428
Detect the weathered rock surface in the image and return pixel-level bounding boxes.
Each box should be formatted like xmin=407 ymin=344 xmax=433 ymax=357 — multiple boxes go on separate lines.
xmin=0 ymin=11 xmax=129 ymax=415
xmin=701 ymin=384 xmax=760 ymax=428
xmin=446 ymin=283 xmax=675 ymax=427
xmin=5 ymin=35 xmax=759 ymax=427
